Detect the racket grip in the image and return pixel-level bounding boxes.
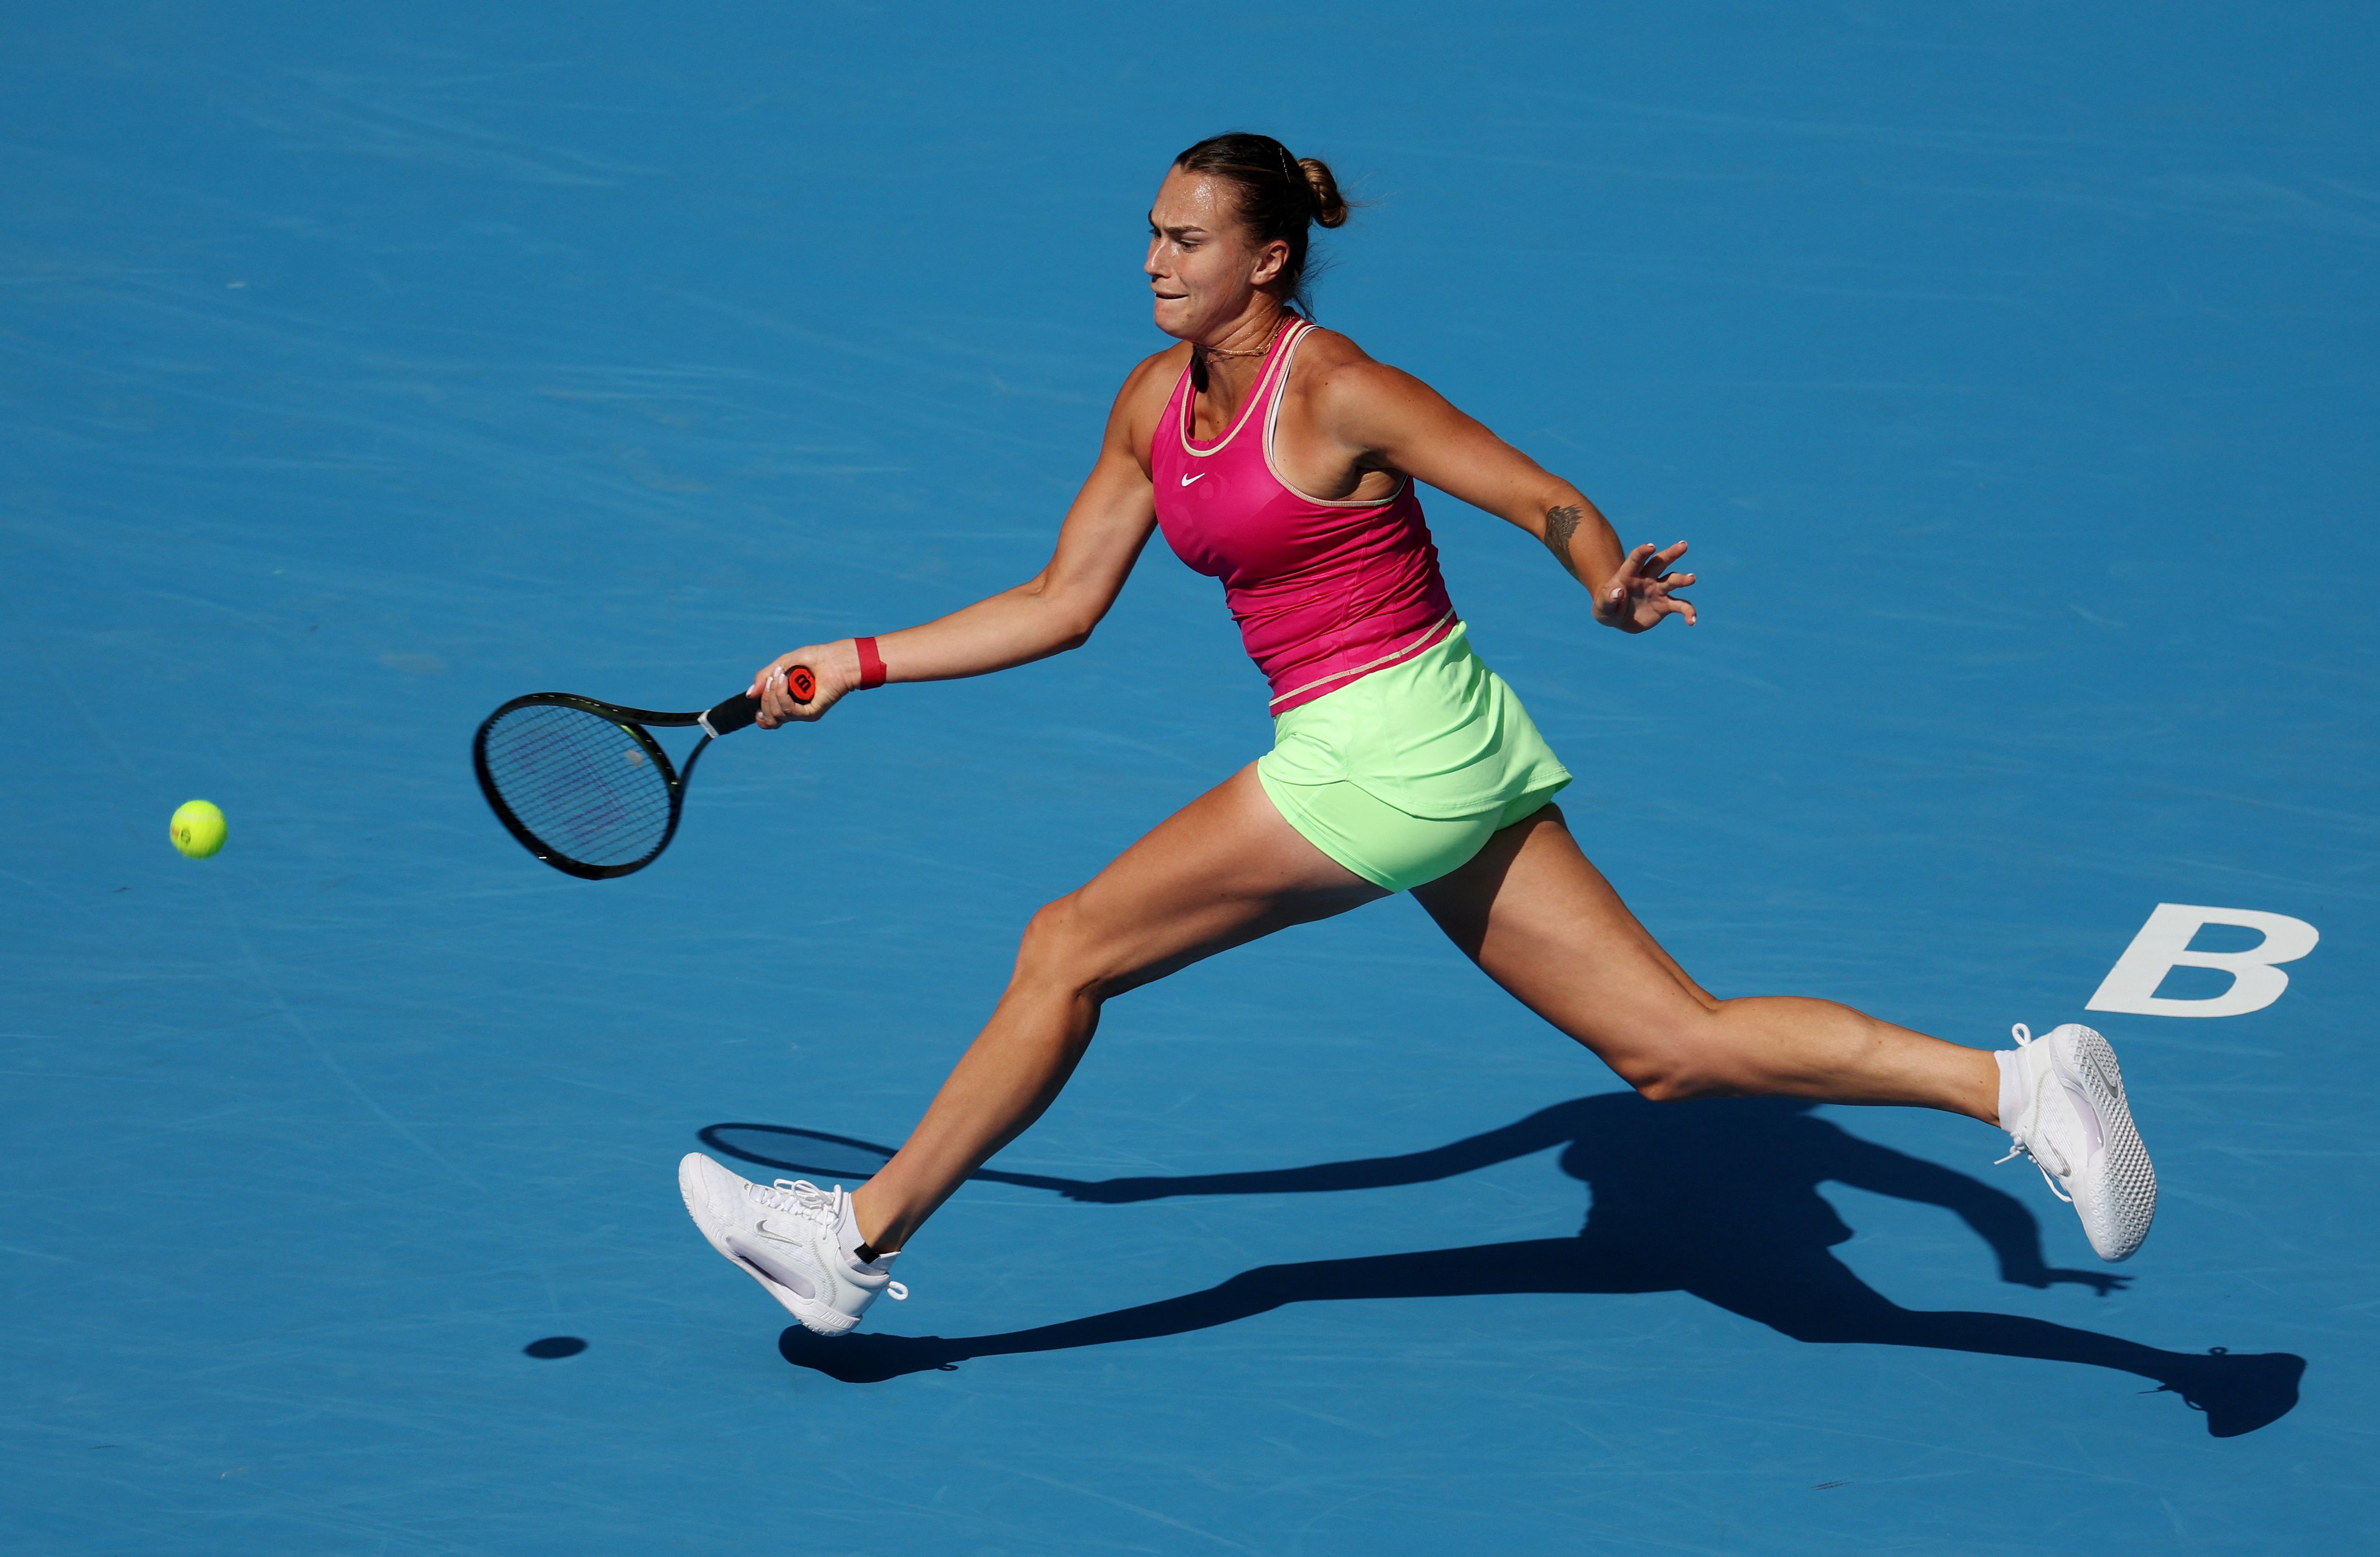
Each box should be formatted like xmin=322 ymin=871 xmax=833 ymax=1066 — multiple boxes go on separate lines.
xmin=701 ymin=666 xmax=814 ymax=736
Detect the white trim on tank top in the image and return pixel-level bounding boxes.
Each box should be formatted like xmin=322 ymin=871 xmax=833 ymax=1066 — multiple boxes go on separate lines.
xmin=1266 ymin=609 xmax=1458 ymax=712
xmin=1176 ymin=319 xmax=1300 ymax=459
xmin=1262 ymin=323 xmax=1411 ymax=509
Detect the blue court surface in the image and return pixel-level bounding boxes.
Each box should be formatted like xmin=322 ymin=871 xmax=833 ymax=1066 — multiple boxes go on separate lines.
xmin=6 ymin=5 xmax=2376 ymax=1553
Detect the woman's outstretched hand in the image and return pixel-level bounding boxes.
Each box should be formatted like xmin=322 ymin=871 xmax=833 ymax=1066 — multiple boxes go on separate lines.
xmin=750 ymin=639 xmax=863 ymax=728
xmin=1595 ymin=540 xmax=1697 ymax=632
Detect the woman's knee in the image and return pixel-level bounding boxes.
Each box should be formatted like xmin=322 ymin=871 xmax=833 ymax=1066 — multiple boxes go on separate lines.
xmin=1601 ymin=1007 xmax=1740 ymax=1103
xmin=1616 ymin=1059 xmax=1722 ymax=1104
xmin=1013 ymin=893 xmax=1111 ymax=1000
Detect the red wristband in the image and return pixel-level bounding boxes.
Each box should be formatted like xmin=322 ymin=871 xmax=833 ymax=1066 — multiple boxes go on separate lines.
xmin=853 ymin=635 xmax=886 ymax=691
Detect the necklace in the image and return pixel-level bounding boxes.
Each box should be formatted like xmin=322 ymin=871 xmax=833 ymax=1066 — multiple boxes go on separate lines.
xmin=1190 ymin=315 xmax=1292 ymax=394
xmin=1196 ymin=316 xmax=1290 ymax=361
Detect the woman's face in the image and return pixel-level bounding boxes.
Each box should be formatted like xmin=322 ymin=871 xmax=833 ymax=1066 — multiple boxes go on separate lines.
xmin=1145 ymin=167 xmax=1289 ymax=341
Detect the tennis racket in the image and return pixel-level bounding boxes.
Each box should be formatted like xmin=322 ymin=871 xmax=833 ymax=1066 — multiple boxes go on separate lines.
xmin=473 ymin=665 xmax=813 ymax=880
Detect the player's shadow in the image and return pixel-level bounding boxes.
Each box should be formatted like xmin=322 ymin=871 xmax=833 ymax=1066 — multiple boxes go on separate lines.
xmin=712 ymin=1095 xmax=2304 ymax=1436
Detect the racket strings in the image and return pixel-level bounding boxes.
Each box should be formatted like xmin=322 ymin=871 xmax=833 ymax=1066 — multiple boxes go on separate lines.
xmin=481 ymin=703 xmax=673 ymax=867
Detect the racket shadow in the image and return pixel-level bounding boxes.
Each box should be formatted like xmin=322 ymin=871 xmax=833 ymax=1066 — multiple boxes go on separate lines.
xmin=698 ymin=1123 xmax=1082 ymax=1195
xmin=742 ymin=1095 xmax=2307 ymax=1437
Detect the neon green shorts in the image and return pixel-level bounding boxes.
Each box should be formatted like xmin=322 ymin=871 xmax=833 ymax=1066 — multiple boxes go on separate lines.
xmin=1255 ymin=623 xmax=1572 ymax=893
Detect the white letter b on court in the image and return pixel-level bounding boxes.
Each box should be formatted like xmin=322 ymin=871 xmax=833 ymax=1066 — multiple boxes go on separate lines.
xmin=2085 ymin=903 xmax=2319 ymax=1018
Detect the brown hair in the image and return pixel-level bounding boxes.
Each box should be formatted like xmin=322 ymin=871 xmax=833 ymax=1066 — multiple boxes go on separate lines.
xmin=1172 ymin=132 xmax=1349 ymax=318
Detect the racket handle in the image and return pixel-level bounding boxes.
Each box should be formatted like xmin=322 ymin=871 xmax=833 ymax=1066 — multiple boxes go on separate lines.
xmin=700 ymin=666 xmax=815 ymax=737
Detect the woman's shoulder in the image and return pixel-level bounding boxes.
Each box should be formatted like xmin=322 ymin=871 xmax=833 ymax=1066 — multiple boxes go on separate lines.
xmin=1124 ymin=339 xmax=1192 ymax=384
xmin=1103 ymin=343 xmax=1192 ymax=461
xmin=1287 ymin=327 xmax=1432 ymax=420
xmin=1113 ymin=341 xmax=1191 ymax=411
xmin=1291 ymin=323 xmax=1375 ymax=370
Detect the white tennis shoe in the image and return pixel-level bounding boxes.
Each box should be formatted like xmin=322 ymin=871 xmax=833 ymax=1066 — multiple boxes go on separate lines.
xmin=1996 ymin=1022 xmax=2157 ymax=1262
xmin=677 ymin=1154 xmax=907 ymax=1336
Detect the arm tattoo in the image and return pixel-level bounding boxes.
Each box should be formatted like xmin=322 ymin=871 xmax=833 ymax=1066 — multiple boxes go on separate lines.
xmin=1541 ymin=504 xmax=1583 ymax=579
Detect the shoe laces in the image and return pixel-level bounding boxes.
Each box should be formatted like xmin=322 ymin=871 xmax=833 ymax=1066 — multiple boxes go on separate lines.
xmin=1993 ymin=1024 xmax=2074 ymax=1202
xmin=746 ymin=1178 xmax=843 ymax=1223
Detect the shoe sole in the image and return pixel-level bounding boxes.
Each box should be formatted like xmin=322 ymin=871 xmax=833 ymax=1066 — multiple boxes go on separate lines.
xmin=2055 ymin=1027 xmax=2157 ymax=1261
xmin=676 ymin=1155 xmax=858 ymax=1338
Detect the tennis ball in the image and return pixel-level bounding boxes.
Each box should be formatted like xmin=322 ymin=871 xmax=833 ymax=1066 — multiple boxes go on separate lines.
xmin=170 ymin=799 xmax=227 ymax=859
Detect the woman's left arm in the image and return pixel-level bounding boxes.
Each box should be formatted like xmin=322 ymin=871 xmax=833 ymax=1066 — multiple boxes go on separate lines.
xmin=1316 ymin=359 xmax=1695 ymax=632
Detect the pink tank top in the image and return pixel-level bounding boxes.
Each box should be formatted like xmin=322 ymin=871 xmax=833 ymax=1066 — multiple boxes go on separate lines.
xmin=1151 ymin=319 xmax=1457 ymax=715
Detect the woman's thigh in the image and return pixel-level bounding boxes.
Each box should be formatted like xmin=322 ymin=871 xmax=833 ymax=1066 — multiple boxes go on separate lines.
xmin=1042 ymin=764 xmax=1388 ymax=999
xmin=1409 ymin=805 xmax=1720 ymax=1073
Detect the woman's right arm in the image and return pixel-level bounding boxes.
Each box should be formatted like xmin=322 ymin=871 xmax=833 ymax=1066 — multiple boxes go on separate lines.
xmin=752 ymin=358 xmax=1169 ymax=726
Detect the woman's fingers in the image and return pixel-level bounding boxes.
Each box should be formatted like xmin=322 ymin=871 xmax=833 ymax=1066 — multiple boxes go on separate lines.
xmin=1632 ymin=573 xmax=1696 ymax=627
xmin=749 ymin=662 xmax=784 ymax=728
xmin=1615 ymin=543 xmax=1688 ymax=590
xmin=768 ymin=667 xmax=820 ymax=723
xmin=755 ymin=660 xmax=789 ymax=724
xmin=1601 ymin=544 xmax=1657 ymax=612
xmin=752 ymin=650 xmax=834 ymax=727
xmin=1600 ymin=542 xmax=1696 ymax=628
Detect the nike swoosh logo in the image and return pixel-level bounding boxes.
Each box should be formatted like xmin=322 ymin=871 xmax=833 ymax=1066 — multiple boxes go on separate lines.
xmin=753 ymin=1219 xmax=808 ymax=1245
xmin=1179 ymin=472 xmax=1206 ymax=486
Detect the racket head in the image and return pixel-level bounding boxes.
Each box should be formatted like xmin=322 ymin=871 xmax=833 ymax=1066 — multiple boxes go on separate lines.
xmin=696 ymin=1123 xmax=1074 ymax=1194
xmin=699 ymin=1124 xmax=899 ymax=1183
xmin=473 ymin=694 xmax=689 ymax=879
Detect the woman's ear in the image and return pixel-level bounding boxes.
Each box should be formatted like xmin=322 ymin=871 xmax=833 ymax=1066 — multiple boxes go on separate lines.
xmin=1248 ymin=237 xmax=1291 ymax=289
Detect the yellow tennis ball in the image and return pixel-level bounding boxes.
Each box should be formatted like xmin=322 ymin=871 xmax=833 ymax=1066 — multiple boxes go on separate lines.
xmin=171 ymin=799 xmax=227 ymax=859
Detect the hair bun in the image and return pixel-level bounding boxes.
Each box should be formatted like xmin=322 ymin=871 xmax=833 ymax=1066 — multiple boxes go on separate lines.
xmin=1297 ymin=156 xmax=1349 ymax=229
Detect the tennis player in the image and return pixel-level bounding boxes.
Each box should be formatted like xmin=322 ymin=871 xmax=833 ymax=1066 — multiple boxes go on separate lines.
xmin=678 ymin=133 xmax=2156 ymax=1339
